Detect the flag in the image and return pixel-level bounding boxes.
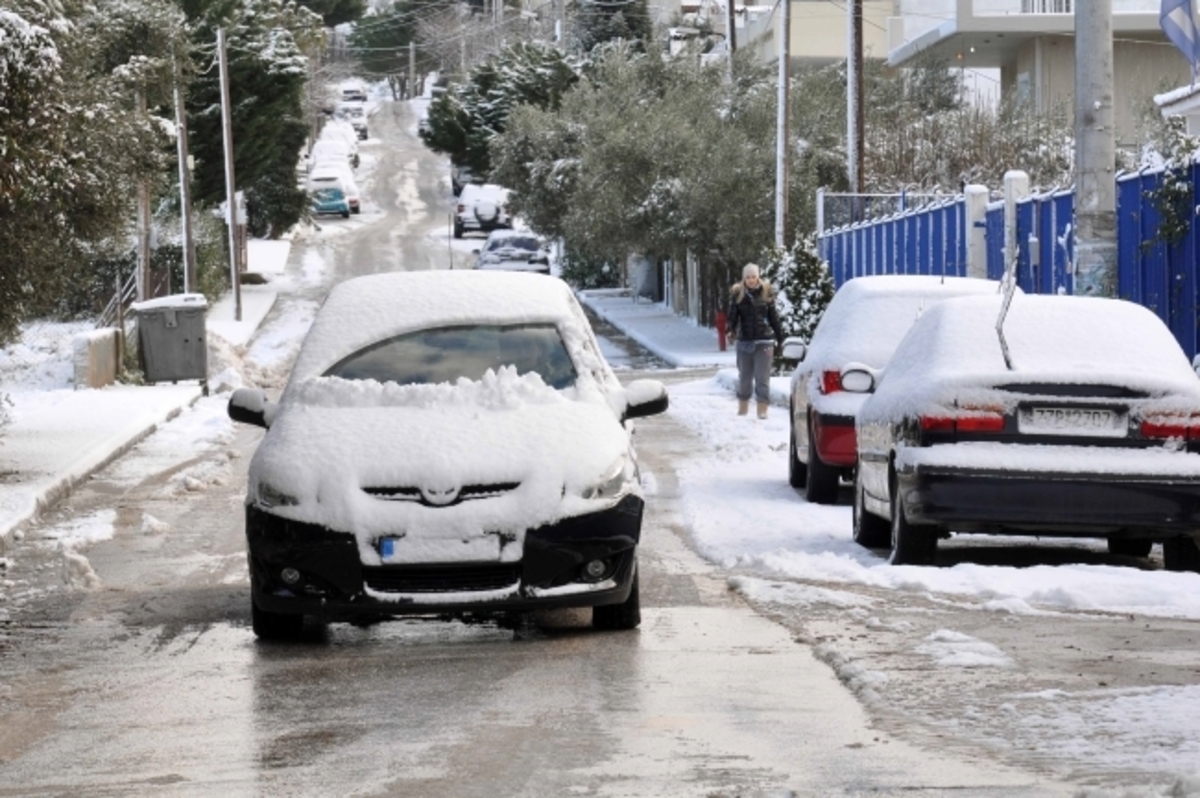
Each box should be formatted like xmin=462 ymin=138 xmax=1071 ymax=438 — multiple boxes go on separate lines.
xmin=1162 ymin=0 xmax=1200 ymax=83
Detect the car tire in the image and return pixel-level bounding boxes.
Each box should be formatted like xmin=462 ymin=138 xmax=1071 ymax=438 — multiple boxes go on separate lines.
xmin=1107 ymin=538 xmax=1153 ymax=558
xmin=251 ymin=599 xmax=304 ymax=641
xmin=853 ymin=472 xmax=890 ymax=549
xmin=805 ymin=417 xmax=839 ymax=505
xmin=340 ymin=211 xmax=350 ymax=218
xmin=351 ymin=206 xmax=361 ymax=215
xmin=888 ymin=473 xmax=936 ymax=565
xmin=453 ymin=222 xmax=463 ymax=239
xmin=788 ymin=423 xmax=807 ymax=488
xmin=593 ymin=567 xmax=640 ymax=631
xmin=1163 ymin=536 xmax=1200 ymax=572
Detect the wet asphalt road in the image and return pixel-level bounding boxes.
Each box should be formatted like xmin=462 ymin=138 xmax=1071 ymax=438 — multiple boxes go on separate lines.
xmin=0 ymin=100 xmax=1072 ymax=796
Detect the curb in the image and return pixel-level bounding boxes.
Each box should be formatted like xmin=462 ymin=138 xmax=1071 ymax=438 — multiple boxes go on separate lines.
xmin=0 ymin=390 xmax=203 ymax=555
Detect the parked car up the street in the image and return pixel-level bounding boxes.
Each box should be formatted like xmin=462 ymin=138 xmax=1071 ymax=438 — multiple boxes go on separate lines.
xmin=227 ymin=270 xmax=669 ymax=640
xmin=455 ymin=184 xmax=511 ymax=238
xmin=474 ymin=230 xmax=552 ymax=274
xmin=854 ymin=293 xmax=1200 ymax=568
xmin=782 ymin=275 xmax=1004 ymax=505
xmin=311 ymin=187 xmax=350 ymax=218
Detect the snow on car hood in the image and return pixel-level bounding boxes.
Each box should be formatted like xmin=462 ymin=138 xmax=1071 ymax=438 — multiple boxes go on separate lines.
xmin=249 ymin=368 xmax=634 ymax=565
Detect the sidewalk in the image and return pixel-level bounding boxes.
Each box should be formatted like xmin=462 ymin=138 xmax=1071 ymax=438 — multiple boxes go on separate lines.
xmin=578 ymin=289 xmax=736 ymax=369
xmin=577 ymin=288 xmax=792 ymax=406
xmin=0 ymin=240 xmax=288 ymax=550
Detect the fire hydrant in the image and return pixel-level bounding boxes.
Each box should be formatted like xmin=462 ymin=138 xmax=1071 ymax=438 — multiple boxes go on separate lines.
xmin=715 ymin=310 xmax=728 ymax=351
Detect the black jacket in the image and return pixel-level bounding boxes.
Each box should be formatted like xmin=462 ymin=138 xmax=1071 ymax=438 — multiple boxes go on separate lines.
xmin=728 ymin=280 xmax=784 ymax=344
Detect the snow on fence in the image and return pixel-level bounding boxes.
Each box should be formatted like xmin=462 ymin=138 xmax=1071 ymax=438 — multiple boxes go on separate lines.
xmin=818 ymin=165 xmax=1200 ymax=358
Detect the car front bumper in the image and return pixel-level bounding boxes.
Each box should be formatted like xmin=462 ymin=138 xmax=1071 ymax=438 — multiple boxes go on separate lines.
xmin=245 ymin=495 xmax=643 ymax=620
xmin=897 ymin=466 xmax=1200 ymax=535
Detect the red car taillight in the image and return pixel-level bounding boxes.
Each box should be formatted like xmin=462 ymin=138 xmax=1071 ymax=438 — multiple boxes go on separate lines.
xmin=820 ymin=370 xmax=842 ymax=394
xmin=1141 ymin=416 xmax=1200 ymax=440
xmin=456 ymin=204 xmax=465 ymax=213
xmin=919 ymin=414 xmax=1005 ymax=433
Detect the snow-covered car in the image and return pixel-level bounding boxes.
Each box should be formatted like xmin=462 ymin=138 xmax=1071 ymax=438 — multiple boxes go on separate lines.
xmin=337 ymin=102 xmax=368 ymax=140
xmin=226 ymin=270 xmax=669 ymax=640
xmin=307 ymin=164 xmax=361 ymax=214
xmin=451 ymin=163 xmax=482 ymax=196
xmin=454 ymin=184 xmax=511 ymax=238
xmin=854 ymin=293 xmax=1200 ymax=567
xmin=310 ymin=187 xmax=350 ymax=218
xmin=340 ymin=80 xmax=367 ymax=103
xmin=309 ymin=138 xmax=358 ymax=171
xmin=782 ymin=275 xmax=1003 ymax=505
xmin=473 ymin=230 xmax=551 ymax=274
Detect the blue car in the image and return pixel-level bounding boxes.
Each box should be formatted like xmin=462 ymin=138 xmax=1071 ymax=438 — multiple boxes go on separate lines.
xmin=311 ymin=187 xmax=350 ymax=218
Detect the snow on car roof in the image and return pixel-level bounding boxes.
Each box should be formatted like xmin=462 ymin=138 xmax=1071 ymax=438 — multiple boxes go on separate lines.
xmin=288 ymin=270 xmax=586 ymax=384
xmin=805 ymin=276 xmax=1001 ymax=370
xmin=863 ymin=293 xmax=1200 ymax=422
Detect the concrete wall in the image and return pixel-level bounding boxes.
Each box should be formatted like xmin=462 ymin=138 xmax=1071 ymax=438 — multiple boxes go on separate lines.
xmin=1006 ymin=37 xmax=1190 ymax=148
xmin=73 ymin=328 xmax=121 ymax=390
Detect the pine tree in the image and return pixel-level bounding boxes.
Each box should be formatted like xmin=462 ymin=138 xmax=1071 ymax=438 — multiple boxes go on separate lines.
xmin=759 ymin=236 xmax=835 ymax=342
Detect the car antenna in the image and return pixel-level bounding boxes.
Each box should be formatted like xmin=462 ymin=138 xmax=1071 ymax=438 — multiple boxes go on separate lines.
xmin=996 ymin=251 xmax=1018 ymax=371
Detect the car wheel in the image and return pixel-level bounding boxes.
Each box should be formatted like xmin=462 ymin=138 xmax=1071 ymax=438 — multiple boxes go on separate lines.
xmin=593 ymin=567 xmax=640 ymax=631
xmin=351 ymin=206 xmax=361 ymax=215
xmin=251 ymin=599 xmax=304 ymax=641
xmin=453 ymin=222 xmax=463 ymax=239
xmin=853 ymin=472 xmax=890 ymax=549
xmin=805 ymin=417 xmax=839 ymax=504
xmin=1163 ymin=536 xmax=1200 ymax=572
xmin=788 ymin=423 xmax=807 ymax=488
xmin=1107 ymin=538 xmax=1153 ymax=558
xmin=340 ymin=211 xmax=350 ymax=218
xmin=888 ymin=473 xmax=936 ymax=565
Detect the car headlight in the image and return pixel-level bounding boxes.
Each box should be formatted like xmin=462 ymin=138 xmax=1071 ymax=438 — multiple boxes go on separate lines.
xmin=581 ymin=456 xmax=633 ymax=500
xmin=256 ymin=481 xmax=299 ymax=508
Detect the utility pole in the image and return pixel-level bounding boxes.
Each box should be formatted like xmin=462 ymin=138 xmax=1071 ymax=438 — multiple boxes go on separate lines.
xmin=409 ymin=41 xmax=416 ymax=101
xmin=727 ymin=0 xmax=737 ymax=63
xmin=136 ymin=89 xmax=151 ymax=302
xmin=774 ymin=0 xmax=790 ymax=248
xmin=172 ymin=49 xmax=197 ymax=294
xmin=217 ymin=27 xmax=242 ymax=321
xmin=1074 ymin=0 xmax=1116 ymax=297
xmin=846 ymin=0 xmax=864 ymax=199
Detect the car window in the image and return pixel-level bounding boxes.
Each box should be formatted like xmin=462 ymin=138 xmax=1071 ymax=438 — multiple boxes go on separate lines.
xmin=324 ymin=323 xmax=578 ymax=389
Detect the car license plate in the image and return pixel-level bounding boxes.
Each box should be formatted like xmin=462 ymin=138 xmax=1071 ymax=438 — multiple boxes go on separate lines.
xmin=1018 ymin=407 xmax=1126 ymax=437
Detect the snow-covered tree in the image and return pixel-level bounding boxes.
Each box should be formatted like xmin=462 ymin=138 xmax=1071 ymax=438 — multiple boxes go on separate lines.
xmin=0 ymin=0 xmax=184 ymax=343
xmin=759 ymin=236 xmax=835 ymax=342
xmin=572 ymin=0 xmax=653 ymax=53
xmin=420 ymin=41 xmax=583 ymax=176
xmin=186 ymin=0 xmax=318 ymax=237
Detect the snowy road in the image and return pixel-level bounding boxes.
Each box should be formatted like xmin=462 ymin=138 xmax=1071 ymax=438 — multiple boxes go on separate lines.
xmin=0 ymin=97 xmax=1195 ymax=796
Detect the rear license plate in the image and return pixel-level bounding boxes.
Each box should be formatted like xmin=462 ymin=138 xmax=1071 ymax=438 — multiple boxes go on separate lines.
xmin=1018 ymin=407 xmax=1126 ymax=437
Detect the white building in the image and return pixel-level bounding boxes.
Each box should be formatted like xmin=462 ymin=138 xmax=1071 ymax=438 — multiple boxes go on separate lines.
xmin=886 ymin=0 xmax=1191 ymax=147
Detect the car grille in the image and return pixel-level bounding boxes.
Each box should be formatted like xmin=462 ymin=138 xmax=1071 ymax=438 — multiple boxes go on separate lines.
xmin=362 ymin=482 xmax=520 ymax=507
xmin=362 ymin=563 xmax=521 ymax=593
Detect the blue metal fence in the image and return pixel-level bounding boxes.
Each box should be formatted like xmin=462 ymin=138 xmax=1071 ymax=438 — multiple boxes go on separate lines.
xmin=817 ymin=167 xmax=1200 ymax=357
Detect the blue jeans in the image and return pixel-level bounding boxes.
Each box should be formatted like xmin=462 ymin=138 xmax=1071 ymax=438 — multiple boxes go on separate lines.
xmin=736 ymin=340 xmax=774 ymax=403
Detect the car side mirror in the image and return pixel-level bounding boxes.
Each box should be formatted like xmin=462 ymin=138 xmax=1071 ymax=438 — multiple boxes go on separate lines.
xmin=839 ymin=363 xmax=877 ymax=393
xmin=780 ymin=338 xmax=807 ymax=363
xmin=228 ymin=387 xmax=273 ymax=428
xmin=622 ymin=379 xmax=669 ymax=421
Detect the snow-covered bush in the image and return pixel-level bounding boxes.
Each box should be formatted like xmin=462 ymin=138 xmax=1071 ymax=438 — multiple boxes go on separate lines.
xmin=759 ymin=235 xmax=835 ymax=342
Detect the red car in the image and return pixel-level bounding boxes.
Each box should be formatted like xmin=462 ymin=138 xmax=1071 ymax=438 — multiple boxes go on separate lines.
xmin=783 ymin=276 xmax=1003 ymax=504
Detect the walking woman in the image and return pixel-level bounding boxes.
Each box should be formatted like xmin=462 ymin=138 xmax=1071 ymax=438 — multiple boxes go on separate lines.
xmin=728 ymin=263 xmax=784 ymax=419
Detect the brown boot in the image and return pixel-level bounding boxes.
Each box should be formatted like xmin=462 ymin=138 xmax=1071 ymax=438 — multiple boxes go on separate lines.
xmin=757 ymin=401 xmax=769 ymax=419
xmin=737 ymin=399 xmax=749 ymax=416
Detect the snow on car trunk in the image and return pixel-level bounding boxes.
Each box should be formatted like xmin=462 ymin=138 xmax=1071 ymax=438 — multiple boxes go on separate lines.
xmin=861 ymin=293 xmax=1200 ymax=426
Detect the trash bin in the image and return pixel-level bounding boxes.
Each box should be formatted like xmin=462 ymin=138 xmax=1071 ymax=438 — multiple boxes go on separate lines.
xmin=131 ymin=293 xmax=208 ymax=389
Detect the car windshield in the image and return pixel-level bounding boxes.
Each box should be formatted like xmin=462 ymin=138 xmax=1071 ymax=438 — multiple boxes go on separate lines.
xmin=488 ymin=236 xmax=540 ymax=253
xmin=323 ymin=323 xmax=578 ymax=389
